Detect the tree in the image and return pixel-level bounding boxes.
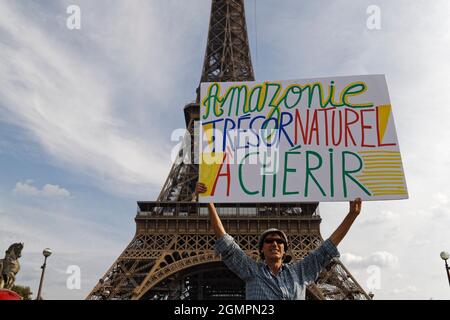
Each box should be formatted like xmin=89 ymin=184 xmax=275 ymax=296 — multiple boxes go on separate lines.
xmin=11 ymin=285 xmax=32 ymax=300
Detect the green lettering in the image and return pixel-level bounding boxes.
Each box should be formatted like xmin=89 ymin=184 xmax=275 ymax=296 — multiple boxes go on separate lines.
xmin=342 ymin=151 xmax=371 ymax=197
xmin=341 ymin=82 xmax=374 ymax=109
xmin=305 ymin=151 xmax=326 ymax=197
xmin=329 ymin=148 xmax=335 ymax=197
xmin=283 ymin=150 xmax=300 ymax=196
xmin=239 ymin=152 xmax=259 ymax=195
xmin=202 ymin=83 xmax=222 ymax=119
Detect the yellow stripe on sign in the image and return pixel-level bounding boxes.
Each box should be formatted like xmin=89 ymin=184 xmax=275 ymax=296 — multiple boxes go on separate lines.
xmin=363 ymin=157 xmax=401 ymax=161
xmin=199 ymin=152 xmax=224 ymax=197
xmin=372 ymin=191 xmax=407 ymax=195
xmin=364 ymin=159 xmax=402 ymax=164
xmin=358 ymin=170 xmax=404 ymax=174
xmin=361 ymin=154 xmax=400 ymax=157
xmin=361 ymin=155 xmax=400 ymax=159
xmin=203 ymin=123 xmax=214 ymax=149
xmin=371 ymin=187 xmax=406 ymax=191
xmin=357 ymin=173 xmax=404 ymax=177
xmin=357 ymin=149 xmax=407 ymax=198
xmin=373 ymin=192 xmax=408 ymax=196
xmin=372 ymin=102 xmax=394 ymax=148
xmin=363 ymin=160 xmax=402 ymax=164
xmin=359 ymin=150 xmax=399 ymax=154
xmin=357 ymin=178 xmax=404 ymax=182
xmin=360 ymin=181 xmax=404 ymax=185
xmin=364 ymin=165 xmax=402 ymax=169
xmin=358 ymin=169 xmax=403 ymax=173
xmin=363 ymin=182 xmax=405 ymax=187
xmin=362 ymin=156 xmax=402 ymax=161
xmin=358 ymin=176 xmax=404 ymax=180
xmin=357 ymin=174 xmax=404 ymax=178
xmin=364 ymin=182 xmax=405 ymax=189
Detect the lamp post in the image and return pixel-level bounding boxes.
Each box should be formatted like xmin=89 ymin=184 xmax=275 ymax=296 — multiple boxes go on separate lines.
xmin=440 ymin=251 xmax=450 ymax=287
xmin=36 ymin=248 xmax=52 ymax=300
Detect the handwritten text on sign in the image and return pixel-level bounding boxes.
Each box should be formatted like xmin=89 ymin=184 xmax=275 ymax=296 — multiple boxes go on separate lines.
xmin=199 ymin=75 xmax=408 ymax=202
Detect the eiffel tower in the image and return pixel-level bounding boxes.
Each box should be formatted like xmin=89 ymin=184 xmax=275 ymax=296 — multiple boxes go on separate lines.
xmin=87 ymin=0 xmax=371 ymax=300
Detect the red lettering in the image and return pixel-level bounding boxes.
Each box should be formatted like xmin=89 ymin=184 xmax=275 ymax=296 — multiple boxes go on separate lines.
xmin=318 ymin=108 xmax=335 ymax=146
xmin=308 ymin=110 xmax=319 ymax=145
xmin=376 ymin=106 xmax=396 ymax=147
xmin=211 ymin=153 xmax=231 ymax=196
xmin=344 ymin=108 xmax=359 ymax=147
xmin=331 ymin=109 xmax=343 ymax=146
xmin=361 ymin=109 xmax=375 ymax=147
xmin=294 ymin=109 xmax=309 ymax=145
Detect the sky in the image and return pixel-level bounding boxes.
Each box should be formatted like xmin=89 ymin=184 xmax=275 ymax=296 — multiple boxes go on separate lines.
xmin=0 ymin=0 xmax=449 ymax=300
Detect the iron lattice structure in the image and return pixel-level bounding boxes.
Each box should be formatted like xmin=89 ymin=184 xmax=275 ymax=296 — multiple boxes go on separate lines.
xmin=87 ymin=0 xmax=370 ymax=300
xmin=200 ymin=0 xmax=254 ymax=83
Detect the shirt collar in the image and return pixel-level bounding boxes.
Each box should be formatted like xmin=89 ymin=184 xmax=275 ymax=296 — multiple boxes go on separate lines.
xmin=264 ymin=262 xmax=286 ymax=275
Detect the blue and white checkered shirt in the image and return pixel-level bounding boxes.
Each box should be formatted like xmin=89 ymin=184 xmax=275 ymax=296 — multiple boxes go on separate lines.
xmin=215 ymin=234 xmax=340 ymax=300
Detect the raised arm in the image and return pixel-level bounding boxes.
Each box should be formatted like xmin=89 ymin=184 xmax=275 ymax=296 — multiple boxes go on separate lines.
xmin=328 ymin=198 xmax=362 ymax=247
xmin=196 ymin=183 xmax=226 ymax=239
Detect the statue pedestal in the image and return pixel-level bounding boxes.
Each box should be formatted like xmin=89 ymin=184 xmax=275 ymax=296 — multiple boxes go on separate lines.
xmin=0 ymin=289 xmax=22 ymax=300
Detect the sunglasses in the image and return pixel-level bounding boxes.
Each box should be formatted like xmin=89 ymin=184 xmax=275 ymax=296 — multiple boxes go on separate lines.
xmin=264 ymin=238 xmax=285 ymax=245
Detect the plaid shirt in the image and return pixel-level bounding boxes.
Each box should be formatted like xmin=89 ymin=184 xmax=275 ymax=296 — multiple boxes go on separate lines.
xmin=215 ymin=234 xmax=340 ymax=300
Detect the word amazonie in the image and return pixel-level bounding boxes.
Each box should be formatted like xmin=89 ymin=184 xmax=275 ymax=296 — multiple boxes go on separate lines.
xmin=202 ymin=80 xmax=374 ymax=121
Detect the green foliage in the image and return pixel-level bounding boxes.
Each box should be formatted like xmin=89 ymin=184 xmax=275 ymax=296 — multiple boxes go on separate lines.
xmin=11 ymin=285 xmax=33 ymax=300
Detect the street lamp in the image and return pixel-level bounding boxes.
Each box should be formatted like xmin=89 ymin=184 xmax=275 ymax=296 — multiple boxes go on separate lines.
xmin=36 ymin=248 xmax=52 ymax=300
xmin=440 ymin=251 xmax=450 ymax=286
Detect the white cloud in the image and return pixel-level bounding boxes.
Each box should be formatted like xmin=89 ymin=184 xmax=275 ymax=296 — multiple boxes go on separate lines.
xmin=429 ymin=191 xmax=450 ymax=221
xmin=13 ymin=180 xmax=40 ymax=197
xmin=394 ymin=273 xmax=404 ymax=280
xmin=433 ymin=193 xmax=449 ymax=205
xmin=410 ymin=239 xmax=432 ymax=247
xmin=13 ymin=180 xmax=71 ymax=198
xmin=360 ymin=210 xmax=397 ymax=225
xmin=42 ymin=184 xmax=71 ymax=197
xmin=341 ymin=251 xmax=399 ymax=269
xmin=341 ymin=253 xmax=365 ymax=265
xmin=0 ymin=1 xmax=199 ymax=198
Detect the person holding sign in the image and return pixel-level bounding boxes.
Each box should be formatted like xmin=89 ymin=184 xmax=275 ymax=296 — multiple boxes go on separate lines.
xmin=196 ymin=182 xmax=362 ymax=300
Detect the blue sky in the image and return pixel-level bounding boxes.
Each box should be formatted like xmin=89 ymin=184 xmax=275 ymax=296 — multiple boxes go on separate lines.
xmin=0 ymin=0 xmax=449 ymax=299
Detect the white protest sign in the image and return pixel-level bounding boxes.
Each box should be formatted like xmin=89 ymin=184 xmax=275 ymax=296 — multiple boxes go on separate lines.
xmin=199 ymin=74 xmax=408 ymax=202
